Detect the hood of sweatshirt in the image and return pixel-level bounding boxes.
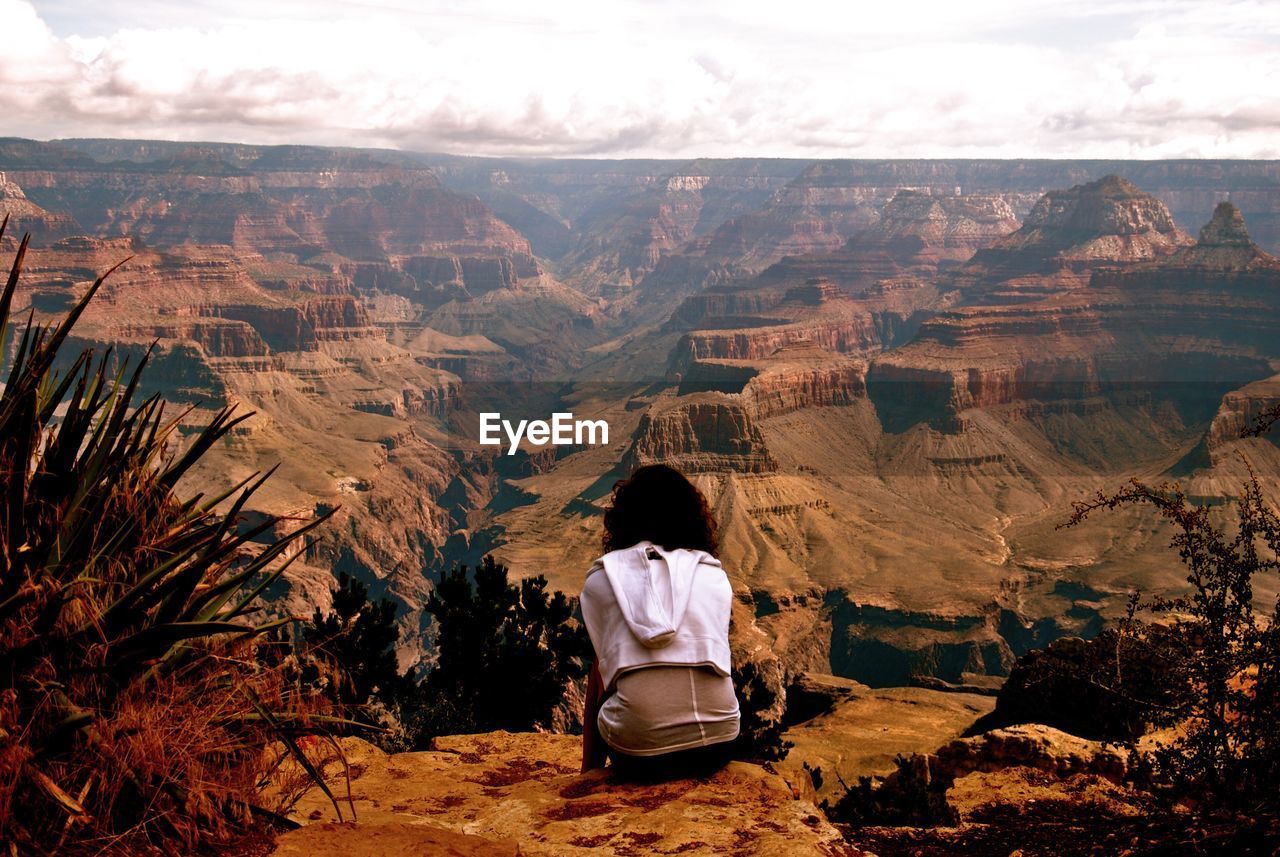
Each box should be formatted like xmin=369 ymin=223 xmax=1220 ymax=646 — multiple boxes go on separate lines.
xmin=594 ymin=540 xmax=719 ymax=649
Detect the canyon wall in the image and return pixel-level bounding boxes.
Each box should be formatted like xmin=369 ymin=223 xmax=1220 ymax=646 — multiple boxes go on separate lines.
xmin=8 ymin=142 xmax=1280 ymax=692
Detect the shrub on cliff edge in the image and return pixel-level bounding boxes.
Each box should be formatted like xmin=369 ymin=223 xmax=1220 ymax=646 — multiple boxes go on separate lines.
xmin=302 ymin=571 xmax=410 ymax=732
xmin=1063 ymin=458 xmax=1280 ymax=809
xmin=968 ymin=625 xmax=1192 ymax=742
xmin=405 ymin=555 xmax=590 ymax=744
xmin=0 ymin=222 xmax=334 ymax=854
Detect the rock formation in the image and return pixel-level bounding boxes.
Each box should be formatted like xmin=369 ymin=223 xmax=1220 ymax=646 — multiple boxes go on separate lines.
xmin=952 ymin=175 xmax=1192 ymax=301
xmin=868 ymin=188 xmax=1278 ymax=434
xmin=624 ymin=396 xmax=778 ymax=474
xmin=656 ymin=192 xmax=1011 ymax=382
xmin=922 ymin=723 xmax=1129 ymax=786
xmin=274 ymin=732 xmax=858 ymax=856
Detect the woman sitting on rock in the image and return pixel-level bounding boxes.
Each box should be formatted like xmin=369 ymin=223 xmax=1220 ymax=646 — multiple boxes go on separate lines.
xmin=579 ymin=464 xmax=740 ymax=779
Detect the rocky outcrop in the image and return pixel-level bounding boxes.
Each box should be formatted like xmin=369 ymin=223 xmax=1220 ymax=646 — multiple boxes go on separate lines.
xmin=1021 ymin=176 xmax=1183 ymax=249
xmin=641 ymin=189 xmax=973 ymax=490
xmin=680 ymin=353 xmax=868 ymax=419
xmin=665 ymin=288 xmax=789 ymax=330
xmin=274 ymin=732 xmax=856 ymax=857
xmin=778 ymin=675 xmax=996 ymax=802
xmin=392 ymin=253 xmax=543 ymax=301
xmin=746 ymin=358 xmax=869 ymax=417
xmin=624 ymin=396 xmax=778 ymax=474
xmin=827 ymin=599 xmax=1015 ymax=687
xmin=867 ymin=349 xmax=1106 ymax=432
xmin=352 ymin=376 xmax=462 ymax=419
xmin=1199 ymin=200 xmax=1253 ymax=246
xmin=675 ymin=317 xmax=887 ymax=368
xmin=304 ymin=296 xmax=380 ymax=336
xmin=1202 ymin=373 xmax=1280 ymax=461
xmin=116 ymin=318 xmax=269 ymax=358
xmin=907 ymin=724 xmax=1129 ymax=789
xmin=658 ymin=195 xmax=961 ymax=407
xmin=1092 ymin=201 xmax=1280 ymax=290
xmin=184 ymin=296 xmax=382 ymax=353
xmin=668 ymin=278 xmax=940 ymax=377
xmin=866 ymin=191 xmax=1019 ymax=254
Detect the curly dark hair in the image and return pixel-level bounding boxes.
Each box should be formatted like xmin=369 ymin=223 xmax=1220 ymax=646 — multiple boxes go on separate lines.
xmin=601 ymin=464 xmax=718 ymax=555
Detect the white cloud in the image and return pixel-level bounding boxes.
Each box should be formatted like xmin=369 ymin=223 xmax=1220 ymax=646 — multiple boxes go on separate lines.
xmin=1 ymin=0 xmax=1278 ymax=157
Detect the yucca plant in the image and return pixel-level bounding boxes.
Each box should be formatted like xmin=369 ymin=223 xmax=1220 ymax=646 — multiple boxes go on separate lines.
xmin=0 ymin=217 xmax=338 ymax=854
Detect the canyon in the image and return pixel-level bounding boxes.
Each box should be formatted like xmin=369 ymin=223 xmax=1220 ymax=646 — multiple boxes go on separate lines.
xmin=4 ymin=138 xmax=1280 ymax=715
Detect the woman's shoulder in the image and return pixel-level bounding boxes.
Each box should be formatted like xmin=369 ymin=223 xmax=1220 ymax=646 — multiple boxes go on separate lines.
xmin=582 ymin=566 xmax=608 ymax=594
xmin=585 ymin=541 xmax=646 ymax=579
xmin=664 ymin=546 xmax=723 ymax=570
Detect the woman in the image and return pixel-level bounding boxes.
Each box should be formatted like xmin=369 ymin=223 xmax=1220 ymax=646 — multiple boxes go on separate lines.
xmin=578 ymin=464 xmax=740 ymax=779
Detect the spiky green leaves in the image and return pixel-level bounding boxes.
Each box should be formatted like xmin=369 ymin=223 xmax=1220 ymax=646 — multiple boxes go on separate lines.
xmin=0 ymin=217 xmax=335 ymax=851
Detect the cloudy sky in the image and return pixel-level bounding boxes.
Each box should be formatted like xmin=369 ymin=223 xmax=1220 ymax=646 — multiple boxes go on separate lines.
xmin=3 ymin=0 xmax=1278 ymax=158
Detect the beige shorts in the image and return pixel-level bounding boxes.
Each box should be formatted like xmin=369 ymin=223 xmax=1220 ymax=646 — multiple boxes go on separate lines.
xmin=598 ymin=664 xmax=741 ymax=757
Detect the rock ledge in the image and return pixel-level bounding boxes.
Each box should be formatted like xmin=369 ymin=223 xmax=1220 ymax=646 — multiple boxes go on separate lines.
xmin=274 ymin=731 xmax=863 ymax=856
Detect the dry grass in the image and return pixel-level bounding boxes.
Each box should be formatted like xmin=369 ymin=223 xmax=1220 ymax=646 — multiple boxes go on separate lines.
xmin=0 ymin=220 xmax=337 ymax=854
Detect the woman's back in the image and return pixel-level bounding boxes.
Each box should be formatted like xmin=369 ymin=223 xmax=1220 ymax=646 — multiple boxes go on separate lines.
xmin=579 ymin=541 xmax=735 ymax=691
xmin=581 ymin=546 xmax=740 ymax=763
xmin=579 ymin=464 xmax=741 ymax=777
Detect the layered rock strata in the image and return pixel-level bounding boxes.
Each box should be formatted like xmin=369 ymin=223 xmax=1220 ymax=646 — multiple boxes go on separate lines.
xmin=624 ymin=395 xmax=778 ymax=474
xmin=868 ymin=187 xmax=1279 ymax=433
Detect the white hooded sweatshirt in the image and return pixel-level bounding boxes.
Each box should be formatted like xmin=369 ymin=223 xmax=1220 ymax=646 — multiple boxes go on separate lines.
xmin=579 ymin=540 xmax=733 ymax=691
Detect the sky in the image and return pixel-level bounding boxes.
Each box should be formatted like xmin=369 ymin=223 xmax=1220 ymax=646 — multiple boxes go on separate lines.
xmin=2 ymin=0 xmax=1278 ymax=159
